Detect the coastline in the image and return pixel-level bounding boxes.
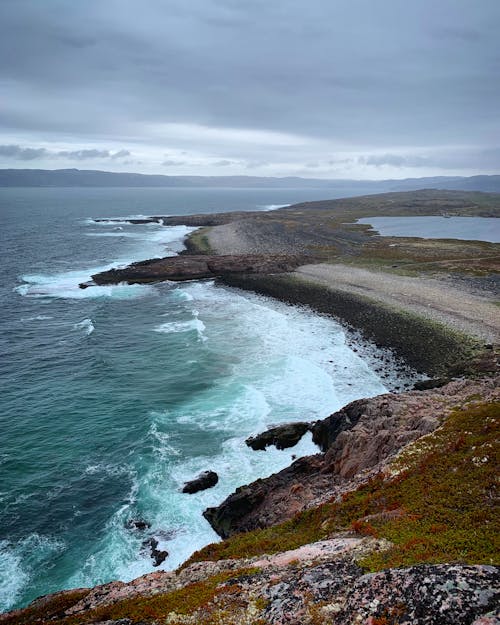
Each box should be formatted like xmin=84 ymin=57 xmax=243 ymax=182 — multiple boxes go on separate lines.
xmin=4 ymin=189 xmax=499 ymax=624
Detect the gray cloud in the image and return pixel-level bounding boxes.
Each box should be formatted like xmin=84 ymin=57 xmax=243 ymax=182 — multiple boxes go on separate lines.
xmin=0 ymin=1 xmax=499 ymax=176
xmin=213 ymin=160 xmax=233 ymax=167
xmin=0 ymin=144 xmax=48 ymax=160
xmin=0 ymin=145 xmax=132 ymax=162
xmin=161 ymin=159 xmax=186 ymax=166
xmin=111 ymin=149 xmax=131 ymax=159
xmin=57 ymin=149 xmax=112 ymax=160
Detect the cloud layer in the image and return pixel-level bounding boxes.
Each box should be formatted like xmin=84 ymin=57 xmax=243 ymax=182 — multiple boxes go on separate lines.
xmin=0 ymin=0 xmax=499 ymax=177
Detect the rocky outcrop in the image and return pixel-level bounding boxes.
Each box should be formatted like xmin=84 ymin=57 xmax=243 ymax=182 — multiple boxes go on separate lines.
xmin=245 ymin=422 xmax=311 ymax=451
xmin=9 ymin=544 xmax=498 ymax=625
xmin=141 ymin=538 xmax=168 ymax=567
xmin=90 ymin=254 xmax=302 ymax=286
xmin=203 ymin=376 xmax=500 ymax=537
xmin=332 ymin=564 xmax=499 ymax=625
xmin=182 ymin=471 xmax=219 ymax=494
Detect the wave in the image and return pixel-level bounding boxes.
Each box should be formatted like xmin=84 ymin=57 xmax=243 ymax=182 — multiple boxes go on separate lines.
xmin=259 ymin=203 xmax=290 ymax=211
xmin=20 ymin=315 xmax=53 ymax=322
xmin=14 ymin=223 xmax=195 ymax=301
xmin=154 ymin=316 xmax=207 ymax=342
xmin=0 ymin=535 xmax=65 ymax=613
xmin=74 ymin=318 xmax=95 ymax=336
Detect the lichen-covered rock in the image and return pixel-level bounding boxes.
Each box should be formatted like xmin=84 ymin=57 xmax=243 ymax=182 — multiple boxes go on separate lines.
xmin=330 ymin=564 xmax=500 ymax=625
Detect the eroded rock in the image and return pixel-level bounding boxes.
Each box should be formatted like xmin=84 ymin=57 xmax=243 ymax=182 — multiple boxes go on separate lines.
xmin=91 ymin=254 xmax=302 ymax=285
xmin=245 ymin=422 xmax=310 ymax=451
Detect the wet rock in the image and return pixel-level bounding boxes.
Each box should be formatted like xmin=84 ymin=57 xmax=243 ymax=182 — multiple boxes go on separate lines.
xmin=246 ymin=422 xmax=310 ymax=451
xmin=125 ymin=518 xmax=151 ymax=531
xmin=142 ymin=538 xmax=168 ymax=567
xmin=79 ymin=280 xmax=95 ymax=289
xmin=182 ymin=470 xmax=219 ymax=494
xmin=203 ymin=455 xmax=325 ymax=538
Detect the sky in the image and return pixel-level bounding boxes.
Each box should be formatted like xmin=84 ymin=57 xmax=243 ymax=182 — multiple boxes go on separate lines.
xmin=0 ymin=0 xmax=499 ymax=179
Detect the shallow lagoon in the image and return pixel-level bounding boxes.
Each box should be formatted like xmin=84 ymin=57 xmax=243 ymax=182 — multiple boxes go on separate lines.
xmin=358 ymin=216 xmax=500 ymax=243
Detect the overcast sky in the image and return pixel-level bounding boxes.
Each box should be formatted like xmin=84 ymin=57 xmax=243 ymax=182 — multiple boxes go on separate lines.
xmin=0 ymin=0 xmax=499 ymax=179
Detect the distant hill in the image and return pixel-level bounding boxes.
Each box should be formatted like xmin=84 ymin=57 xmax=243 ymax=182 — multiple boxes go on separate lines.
xmin=0 ymin=168 xmax=499 ymax=193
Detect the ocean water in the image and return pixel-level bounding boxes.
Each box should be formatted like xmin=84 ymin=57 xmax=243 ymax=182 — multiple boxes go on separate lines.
xmin=358 ymin=216 xmax=500 ymax=243
xmin=1 ymin=187 xmax=403 ymax=612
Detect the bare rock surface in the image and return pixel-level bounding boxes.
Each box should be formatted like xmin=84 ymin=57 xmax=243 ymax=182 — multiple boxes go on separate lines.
xmin=90 ymin=254 xmax=302 ymax=285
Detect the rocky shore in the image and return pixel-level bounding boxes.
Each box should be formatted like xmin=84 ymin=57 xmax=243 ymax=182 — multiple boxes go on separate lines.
xmin=4 ymin=190 xmax=499 ymax=624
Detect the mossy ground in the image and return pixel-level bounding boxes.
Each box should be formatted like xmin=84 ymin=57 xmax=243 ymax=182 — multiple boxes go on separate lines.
xmin=187 ymin=401 xmax=499 ymax=569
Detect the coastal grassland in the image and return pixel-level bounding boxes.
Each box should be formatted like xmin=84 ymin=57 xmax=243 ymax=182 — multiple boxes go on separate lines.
xmin=352 ymin=237 xmax=500 ymax=276
xmin=183 ymin=226 xmax=213 ymax=254
xmin=221 ymin=273 xmax=487 ymax=376
xmin=186 ymin=400 xmax=499 ymax=570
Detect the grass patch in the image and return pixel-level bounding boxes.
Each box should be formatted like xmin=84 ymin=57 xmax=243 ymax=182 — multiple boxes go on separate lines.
xmin=187 ymin=401 xmax=499 ymax=570
xmin=184 ymin=227 xmax=213 ymax=254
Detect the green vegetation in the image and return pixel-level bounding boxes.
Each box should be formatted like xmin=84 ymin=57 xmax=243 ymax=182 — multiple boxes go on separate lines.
xmin=185 ymin=227 xmax=213 ymax=253
xmin=187 ymin=401 xmax=499 ymax=569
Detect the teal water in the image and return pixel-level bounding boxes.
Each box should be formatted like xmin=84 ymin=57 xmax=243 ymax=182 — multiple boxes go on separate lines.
xmin=0 ymin=187 xmax=408 ymax=612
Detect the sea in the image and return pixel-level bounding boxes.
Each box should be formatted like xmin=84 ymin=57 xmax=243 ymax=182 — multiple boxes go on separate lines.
xmin=0 ymin=186 xmax=409 ymax=612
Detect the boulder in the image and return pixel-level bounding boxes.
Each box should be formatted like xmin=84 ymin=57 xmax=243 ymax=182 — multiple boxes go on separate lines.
xmin=246 ymin=422 xmax=311 ymax=451
xmin=125 ymin=518 xmax=151 ymax=531
xmin=182 ymin=470 xmax=219 ymax=494
xmin=142 ymin=538 xmax=168 ymax=567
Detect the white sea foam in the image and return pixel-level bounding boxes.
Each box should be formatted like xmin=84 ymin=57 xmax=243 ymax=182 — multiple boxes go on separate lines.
xmin=74 ymin=318 xmax=95 ymax=335
xmin=0 ymin=535 xmax=65 ymax=613
xmin=259 ymin=203 xmax=290 ymax=211
xmin=15 ymin=223 xmax=195 ymax=301
xmin=78 ymin=280 xmax=397 ymax=576
xmin=154 ymin=317 xmax=207 ymax=341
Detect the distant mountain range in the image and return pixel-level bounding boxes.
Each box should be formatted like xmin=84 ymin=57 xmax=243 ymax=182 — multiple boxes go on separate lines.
xmin=1 ymin=168 xmax=500 ymax=193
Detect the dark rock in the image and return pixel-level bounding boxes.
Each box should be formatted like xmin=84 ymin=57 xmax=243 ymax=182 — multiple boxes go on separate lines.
xmin=79 ymin=281 xmax=95 ymax=289
xmin=413 ymin=377 xmax=450 ymax=391
xmin=182 ymin=470 xmax=219 ymax=494
xmin=203 ymin=455 xmax=325 ymax=538
xmin=245 ymin=422 xmax=310 ymax=451
xmin=311 ymin=398 xmax=368 ymax=451
xmin=142 ymin=538 xmax=168 ymax=567
xmin=92 ymin=254 xmax=302 ymax=285
xmin=125 ymin=518 xmax=151 ymax=531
